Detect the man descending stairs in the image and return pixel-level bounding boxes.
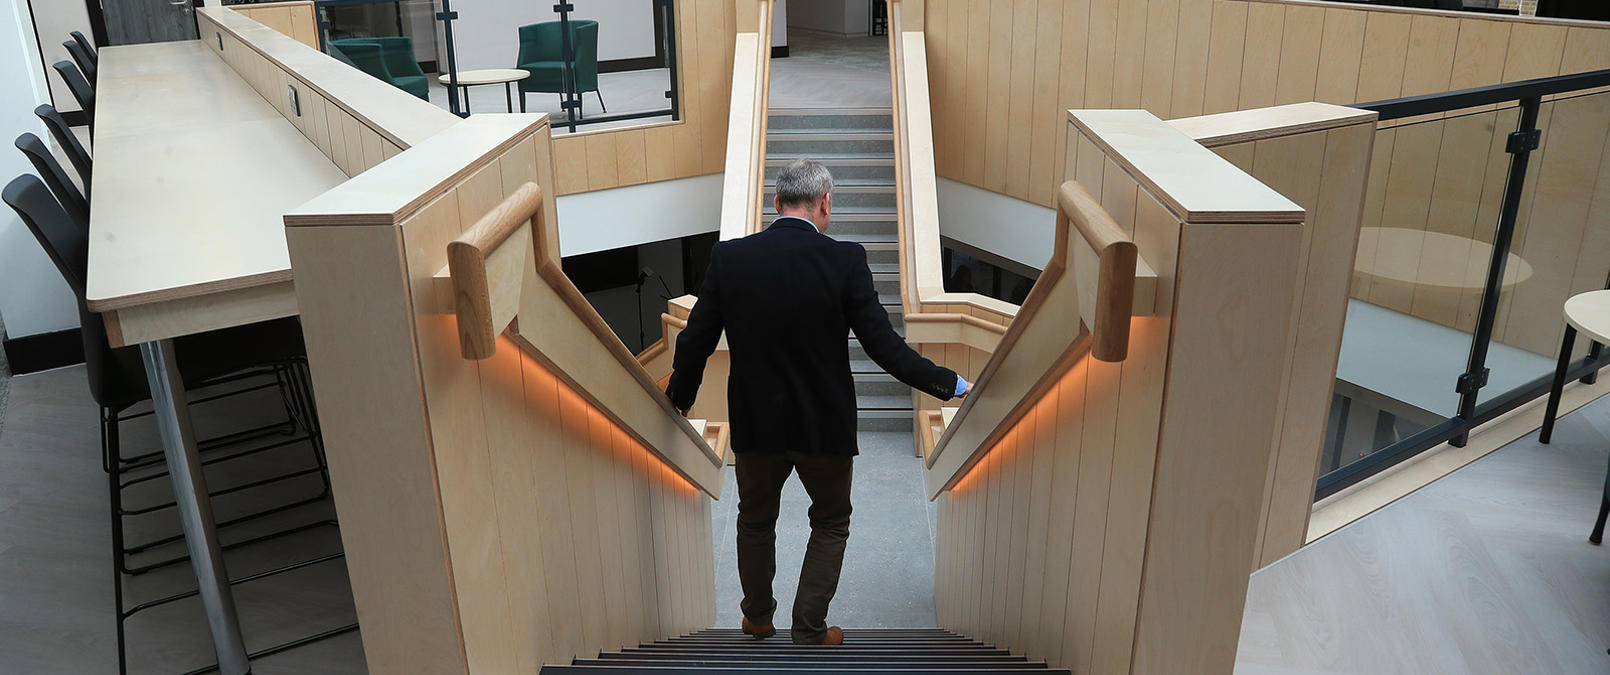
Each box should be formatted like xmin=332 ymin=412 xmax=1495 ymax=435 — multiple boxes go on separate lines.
xmin=765 ymin=108 xmax=910 ymax=432
xmin=540 ymin=628 xmax=1073 ymax=673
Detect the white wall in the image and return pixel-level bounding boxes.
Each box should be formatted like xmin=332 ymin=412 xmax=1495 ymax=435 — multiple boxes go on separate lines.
xmin=936 ymin=177 xmax=1056 ymax=271
xmin=444 ymin=0 xmax=659 ymax=73
xmin=0 ymin=0 xmax=80 ymax=338
xmin=556 ymin=173 xmax=720 ymax=257
xmin=24 ymin=0 xmax=92 ymax=115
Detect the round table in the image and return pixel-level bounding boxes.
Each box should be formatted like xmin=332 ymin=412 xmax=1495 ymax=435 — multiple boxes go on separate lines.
xmin=1353 ymin=226 xmax=1533 ymax=290
xmin=1542 ymin=290 xmax=1610 ymax=446
xmin=439 ymin=69 xmax=529 ymax=114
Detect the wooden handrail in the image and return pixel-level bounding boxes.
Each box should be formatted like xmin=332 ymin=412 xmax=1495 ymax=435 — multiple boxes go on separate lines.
xmin=718 ymin=1 xmax=773 ymax=241
xmin=438 ymin=183 xmax=723 ymax=485
xmin=1057 ymin=181 xmax=1141 ymax=362
xmin=446 ymin=182 xmax=544 ymax=360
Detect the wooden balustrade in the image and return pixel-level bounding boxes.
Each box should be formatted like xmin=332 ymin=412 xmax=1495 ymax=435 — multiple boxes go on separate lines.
xmin=932 ymin=109 xmax=1312 ymax=674
xmin=286 ymin=114 xmax=722 ymax=673
xmin=718 ymin=0 xmax=773 ymax=240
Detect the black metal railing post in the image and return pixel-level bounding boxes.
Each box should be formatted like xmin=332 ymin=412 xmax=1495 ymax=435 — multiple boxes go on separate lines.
xmin=1448 ymin=96 xmax=1541 ymax=447
xmin=554 ymin=1 xmax=579 ymax=133
xmin=661 ymin=0 xmax=680 ymax=121
xmin=437 ymin=0 xmax=465 ymax=117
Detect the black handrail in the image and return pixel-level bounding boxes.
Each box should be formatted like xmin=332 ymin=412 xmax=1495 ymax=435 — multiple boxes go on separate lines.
xmin=1358 ymin=68 xmax=1610 ymax=121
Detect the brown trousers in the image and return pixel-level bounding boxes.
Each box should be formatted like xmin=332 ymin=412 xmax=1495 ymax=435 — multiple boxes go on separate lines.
xmin=733 ymin=450 xmax=854 ymax=644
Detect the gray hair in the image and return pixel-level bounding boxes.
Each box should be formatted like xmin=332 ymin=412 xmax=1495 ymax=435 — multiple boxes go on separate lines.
xmin=774 ymin=158 xmax=834 ymax=209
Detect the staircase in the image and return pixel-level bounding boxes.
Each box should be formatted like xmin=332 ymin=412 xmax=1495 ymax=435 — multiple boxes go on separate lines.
xmin=540 ymin=628 xmax=1071 ymax=673
xmin=765 ymin=108 xmax=909 ymax=432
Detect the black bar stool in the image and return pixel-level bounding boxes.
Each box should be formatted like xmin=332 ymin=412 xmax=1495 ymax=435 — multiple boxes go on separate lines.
xmin=51 ymin=61 xmax=95 ymax=137
xmin=34 ymin=104 xmax=90 ymax=194
xmin=3 ymin=175 xmax=354 ymax=674
xmin=65 ymin=39 xmax=96 ymax=86
xmin=14 ymin=133 xmax=87 ymax=226
xmin=70 ymin=30 xmax=98 ymax=66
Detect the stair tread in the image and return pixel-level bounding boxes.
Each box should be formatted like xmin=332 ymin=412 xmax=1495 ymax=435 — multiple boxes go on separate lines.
xmin=856 ymin=395 xmax=914 ymax=410
xmin=769 ymin=107 xmax=893 ymax=115
xmin=764 ymin=178 xmax=896 ymax=188
xmin=766 ymin=205 xmax=895 ymax=215
xmin=766 ymin=152 xmax=895 ymax=163
xmin=768 ymin=127 xmax=894 ymax=136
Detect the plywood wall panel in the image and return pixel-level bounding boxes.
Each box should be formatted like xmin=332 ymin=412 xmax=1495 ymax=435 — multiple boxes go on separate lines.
xmin=1171 ymin=0 xmax=1215 ymax=118
xmin=1273 ymin=5 xmax=1325 ymax=106
xmin=1314 ymin=8 xmax=1367 ymax=104
xmin=1238 ymin=3 xmax=1286 ymax=110
xmin=1141 ymin=0 xmax=1181 ymax=117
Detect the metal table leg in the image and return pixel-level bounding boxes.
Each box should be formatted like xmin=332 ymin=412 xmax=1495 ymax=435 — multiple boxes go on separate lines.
xmin=1541 ymin=325 xmax=1576 ymax=445
xmin=140 ymin=339 xmax=252 ymax=674
xmin=505 ymin=82 xmax=514 ymax=112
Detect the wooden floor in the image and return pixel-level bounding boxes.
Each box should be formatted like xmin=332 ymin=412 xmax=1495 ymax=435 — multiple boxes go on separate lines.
xmin=1237 ymin=393 xmax=1610 ymax=674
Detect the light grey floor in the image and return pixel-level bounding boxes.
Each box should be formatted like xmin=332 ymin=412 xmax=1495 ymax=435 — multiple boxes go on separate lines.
xmin=1237 ymin=393 xmax=1610 ymax=674
xmin=0 ymin=365 xmax=363 ymax=674
xmin=711 ymin=432 xmax=940 ymax=632
xmin=1338 ymin=300 xmax=1555 ymax=418
xmin=0 ymin=310 xmax=10 ymax=440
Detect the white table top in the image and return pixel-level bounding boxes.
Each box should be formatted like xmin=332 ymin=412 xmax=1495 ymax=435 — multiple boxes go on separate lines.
xmin=86 ymin=41 xmax=348 ymax=318
xmin=1565 ymin=290 xmax=1610 ymax=345
xmin=1354 ymin=227 xmax=1533 ymax=290
xmin=439 ymin=69 xmax=529 ymax=86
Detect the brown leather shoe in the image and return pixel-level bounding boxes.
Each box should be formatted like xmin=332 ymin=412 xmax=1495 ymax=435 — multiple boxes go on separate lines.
xmin=741 ymin=616 xmax=776 ymax=639
xmin=815 ymin=626 xmax=844 ymax=646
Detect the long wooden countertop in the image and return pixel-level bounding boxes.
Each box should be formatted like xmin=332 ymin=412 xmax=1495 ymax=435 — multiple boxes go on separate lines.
xmin=85 ymin=40 xmax=348 ymax=338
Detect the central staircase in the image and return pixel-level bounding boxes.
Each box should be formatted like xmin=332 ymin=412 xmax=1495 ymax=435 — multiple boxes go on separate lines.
xmin=539 ymin=628 xmax=1071 ymax=673
xmin=765 ymin=108 xmax=910 ymax=432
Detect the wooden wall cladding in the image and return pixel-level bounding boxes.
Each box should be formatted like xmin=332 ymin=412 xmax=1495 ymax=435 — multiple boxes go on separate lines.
xmin=549 ymin=0 xmax=738 ymax=195
xmin=922 ymin=0 xmax=1610 ymax=209
xmin=287 ymin=117 xmax=714 ymax=673
xmin=197 ymin=7 xmax=458 ymax=178
xmin=1170 ymin=102 xmax=1379 ymax=569
xmin=230 ymin=1 xmax=319 ymax=49
xmin=934 ymin=111 xmax=1307 ymax=674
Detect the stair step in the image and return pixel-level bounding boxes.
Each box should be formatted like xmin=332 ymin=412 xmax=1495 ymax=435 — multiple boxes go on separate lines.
xmin=766 ymin=206 xmax=895 ymax=220
xmin=831 ymin=234 xmax=897 ymax=248
xmin=688 ymin=629 xmax=958 ymax=636
xmin=583 ymin=660 xmax=1043 ymax=668
xmin=764 ymin=178 xmax=896 ymax=191
xmin=856 ymin=395 xmax=914 ymax=411
xmin=767 ymin=128 xmax=895 ymax=141
xmin=766 ymin=152 xmax=895 ymax=166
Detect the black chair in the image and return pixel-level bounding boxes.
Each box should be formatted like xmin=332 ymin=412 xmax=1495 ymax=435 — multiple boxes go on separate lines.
xmin=65 ymin=39 xmax=96 ymax=85
xmin=3 ymin=175 xmax=353 ymax=674
xmin=14 ymin=133 xmax=87 ymax=227
xmin=52 ymin=61 xmax=95 ymax=136
xmin=34 ymin=104 xmax=90 ymax=193
xmin=70 ymin=30 xmax=97 ymax=66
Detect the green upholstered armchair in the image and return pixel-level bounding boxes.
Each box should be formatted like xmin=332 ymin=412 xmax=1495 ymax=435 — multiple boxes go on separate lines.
xmin=515 ymin=20 xmax=605 ymax=115
xmin=330 ymin=37 xmax=430 ymax=101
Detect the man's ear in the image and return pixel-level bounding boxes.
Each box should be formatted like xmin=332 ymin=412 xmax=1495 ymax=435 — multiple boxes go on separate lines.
xmin=774 ymin=195 xmax=783 ymax=214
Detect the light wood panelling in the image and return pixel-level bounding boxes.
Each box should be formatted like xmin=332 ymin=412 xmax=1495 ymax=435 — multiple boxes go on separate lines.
xmin=198 ymin=6 xmax=458 ymax=179
xmin=288 ymin=115 xmax=718 ymax=672
xmin=932 ymin=110 xmax=1307 ymax=675
xmin=233 ymin=1 xmax=319 ymax=49
xmin=922 ymin=0 xmax=1610 ymax=209
xmin=548 ymin=0 xmax=741 ymax=195
xmin=1170 ymin=103 xmax=1378 ymax=567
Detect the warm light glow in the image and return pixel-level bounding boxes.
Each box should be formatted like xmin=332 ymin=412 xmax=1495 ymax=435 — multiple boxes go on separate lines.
xmin=499 ymin=335 xmax=701 ymax=494
xmin=946 ymin=348 xmax=1096 ymax=494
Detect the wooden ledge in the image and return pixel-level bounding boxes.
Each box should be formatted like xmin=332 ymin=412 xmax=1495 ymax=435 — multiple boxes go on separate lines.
xmin=1068 ymin=110 xmax=1305 ymax=225
xmin=1168 ymin=102 xmax=1379 ymax=148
